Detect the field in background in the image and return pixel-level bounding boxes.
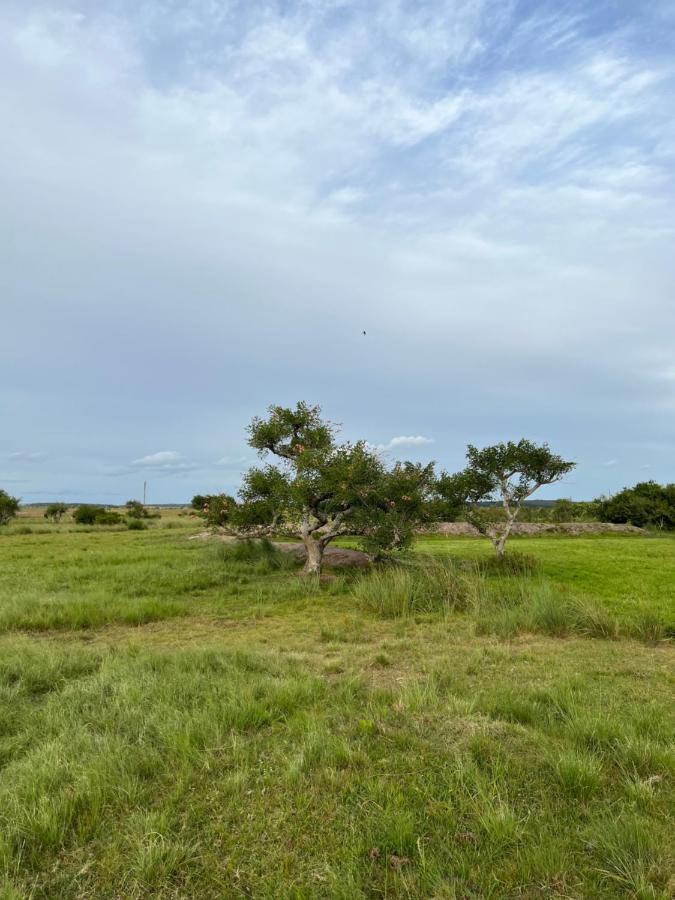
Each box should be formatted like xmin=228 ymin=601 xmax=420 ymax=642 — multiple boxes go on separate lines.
xmin=0 ymin=517 xmax=672 ymax=897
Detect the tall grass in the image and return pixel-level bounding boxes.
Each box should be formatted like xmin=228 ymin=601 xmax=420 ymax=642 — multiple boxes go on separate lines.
xmin=353 ymin=557 xmax=671 ymax=643
xmin=352 ymin=558 xmax=469 ymax=617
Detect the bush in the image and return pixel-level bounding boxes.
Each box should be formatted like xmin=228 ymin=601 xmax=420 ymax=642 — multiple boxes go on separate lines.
xmin=73 ymin=505 xmax=123 ymax=526
xmin=127 ymin=518 xmax=147 ymax=531
xmin=0 ymin=490 xmax=20 ymax=525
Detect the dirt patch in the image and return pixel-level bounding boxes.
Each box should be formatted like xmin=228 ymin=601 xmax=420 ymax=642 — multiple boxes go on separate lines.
xmin=284 ymin=544 xmax=371 ymax=568
xmin=427 ymin=522 xmax=647 ymax=537
xmin=187 ymin=532 xmax=371 ymax=568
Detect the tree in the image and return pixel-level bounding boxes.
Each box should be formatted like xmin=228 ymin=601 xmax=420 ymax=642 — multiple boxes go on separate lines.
xmin=125 ymin=499 xmax=150 ymax=519
xmin=437 ymin=440 xmax=575 ymax=557
xmin=596 ymin=482 xmax=675 ymax=530
xmin=211 ymin=402 xmax=433 ymax=575
xmin=0 ymin=490 xmax=20 ymax=525
xmin=44 ymin=502 xmax=69 ymax=523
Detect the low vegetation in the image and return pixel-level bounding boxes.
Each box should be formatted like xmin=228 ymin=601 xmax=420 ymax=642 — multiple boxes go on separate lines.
xmin=0 ymin=513 xmax=672 ymax=897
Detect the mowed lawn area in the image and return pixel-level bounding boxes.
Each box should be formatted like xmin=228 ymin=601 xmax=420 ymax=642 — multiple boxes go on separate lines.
xmin=0 ymin=521 xmax=673 ymax=898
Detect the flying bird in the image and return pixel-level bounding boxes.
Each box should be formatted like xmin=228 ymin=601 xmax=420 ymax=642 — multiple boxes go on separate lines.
xmin=362 ymin=330 xmax=367 ymax=335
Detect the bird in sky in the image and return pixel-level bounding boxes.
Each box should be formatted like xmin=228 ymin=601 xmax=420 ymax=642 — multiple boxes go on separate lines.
xmin=362 ymin=330 xmax=367 ymax=335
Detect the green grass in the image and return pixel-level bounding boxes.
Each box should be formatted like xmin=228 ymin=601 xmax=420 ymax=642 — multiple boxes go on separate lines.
xmin=0 ymin=524 xmax=672 ymax=897
xmin=416 ymin=534 xmax=675 ymax=626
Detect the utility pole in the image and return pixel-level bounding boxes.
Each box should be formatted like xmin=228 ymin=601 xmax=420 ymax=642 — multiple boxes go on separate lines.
xmin=143 ymin=481 xmax=147 ymax=506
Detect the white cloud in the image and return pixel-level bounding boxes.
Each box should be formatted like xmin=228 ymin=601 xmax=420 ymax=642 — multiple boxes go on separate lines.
xmin=131 ymin=451 xmax=186 ymax=469
xmin=7 ymin=450 xmax=45 ymax=461
xmin=387 ymin=435 xmax=434 ymax=449
xmin=602 ymin=459 xmax=618 ymax=467
xmin=369 ymin=435 xmax=435 ymax=454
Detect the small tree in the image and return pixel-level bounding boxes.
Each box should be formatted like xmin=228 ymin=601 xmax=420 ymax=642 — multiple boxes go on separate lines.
xmin=0 ymin=490 xmax=20 ymax=525
xmin=44 ymin=502 xmax=69 ymax=523
xmin=438 ymin=440 xmax=575 ymax=557
xmin=211 ymin=402 xmax=433 ymax=574
xmin=125 ymin=499 xmax=150 ymax=519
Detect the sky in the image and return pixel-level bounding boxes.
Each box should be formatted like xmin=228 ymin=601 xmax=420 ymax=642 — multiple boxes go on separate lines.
xmin=2 ymin=0 xmax=674 ymax=503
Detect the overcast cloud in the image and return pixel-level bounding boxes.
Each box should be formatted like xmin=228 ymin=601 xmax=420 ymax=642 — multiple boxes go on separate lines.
xmin=2 ymin=0 xmax=674 ymax=502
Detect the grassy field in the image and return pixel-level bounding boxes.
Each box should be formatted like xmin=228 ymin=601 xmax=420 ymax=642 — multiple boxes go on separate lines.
xmin=416 ymin=534 xmax=675 ymax=624
xmin=0 ymin=517 xmax=672 ymax=898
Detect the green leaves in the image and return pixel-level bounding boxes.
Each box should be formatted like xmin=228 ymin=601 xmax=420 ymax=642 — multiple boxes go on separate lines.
xmin=0 ymin=490 xmax=20 ymax=526
xmin=224 ymin=404 xmax=435 ymax=557
xmin=247 ymin=402 xmax=335 ymax=462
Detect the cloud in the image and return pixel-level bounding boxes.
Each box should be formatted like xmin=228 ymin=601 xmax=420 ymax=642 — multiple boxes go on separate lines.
xmin=132 ymin=450 xmax=182 ymax=466
xmin=0 ymin=1 xmax=674 ymax=501
xmin=387 ymin=435 xmax=434 ymax=450
xmin=130 ymin=451 xmax=192 ymax=471
xmin=601 ymin=459 xmax=618 ymax=467
xmin=369 ymin=435 xmax=435 ymax=454
xmin=7 ymin=450 xmax=46 ymax=462
xmin=214 ymin=456 xmax=249 ymax=467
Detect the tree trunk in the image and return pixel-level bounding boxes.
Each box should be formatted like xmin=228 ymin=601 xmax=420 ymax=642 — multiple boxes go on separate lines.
xmin=302 ymin=536 xmax=324 ymax=575
xmin=494 ymin=515 xmax=516 ymax=557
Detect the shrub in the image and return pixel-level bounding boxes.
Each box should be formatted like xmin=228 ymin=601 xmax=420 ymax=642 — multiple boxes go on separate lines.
xmin=73 ymin=505 xmax=123 ymax=526
xmin=127 ymin=518 xmax=147 ymax=531
xmin=0 ymin=490 xmax=20 ymax=525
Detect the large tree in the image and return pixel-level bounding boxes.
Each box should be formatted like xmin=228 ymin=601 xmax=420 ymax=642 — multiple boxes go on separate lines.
xmin=211 ymin=402 xmax=434 ymax=574
xmin=438 ymin=440 xmax=575 ymax=557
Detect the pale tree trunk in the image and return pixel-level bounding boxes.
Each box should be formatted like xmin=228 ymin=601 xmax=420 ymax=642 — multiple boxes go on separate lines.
xmin=493 ymin=515 xmax=516 ymax=558
xmin=299 ymin=510 xmax=324 ymax=575
xmin=493 ymin=479 xmax=519 ymax=558
xmin=302 ymin=536 xmax=324 ymax=575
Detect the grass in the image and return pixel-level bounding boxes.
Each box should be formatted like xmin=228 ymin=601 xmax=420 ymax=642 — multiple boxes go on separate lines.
xmin=0 ymin=518 xmax=672 ymax=897
xmin=416 ymin=533 xmax=675 ymax=625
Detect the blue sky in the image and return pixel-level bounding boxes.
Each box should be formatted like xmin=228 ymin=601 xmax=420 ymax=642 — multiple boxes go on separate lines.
xmin=2 ymin=0 xmax=674 ymax=502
